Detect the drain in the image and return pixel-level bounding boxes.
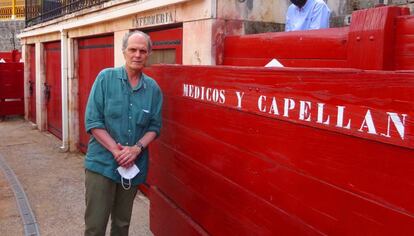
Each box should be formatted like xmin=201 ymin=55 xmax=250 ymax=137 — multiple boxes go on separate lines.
xmin=0 ymin=154 xmax=41 ymax=236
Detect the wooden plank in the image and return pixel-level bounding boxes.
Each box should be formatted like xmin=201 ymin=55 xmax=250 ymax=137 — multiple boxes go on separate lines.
xmin=144 ymin=65 xmax=414 ymax=235
xmin=149 ymin=186 xmax=208 ymax=236
xmin=150 ymin=127 xmax=414 ymax=235
xmin=222 ymin=57 xmax=348 ymax=68
xmin=150 ymin=143 xmax=323 ymax=235
xmin=347 ymin=6 xmax=402 ymax=70
xmin=223 ymin=28 xmax=348 ymax=67
xmin=394 ymin=15 xmax=414 ymax=69
xmin=146 ymin=66 xmax=414 ymax=149
xmin=395 ymin=35 xmax=414 ymax=56
xmin=158 ymin=95 xmax=414 ymax=211
xmin=395 ymin=55 xmax=414 ymax=70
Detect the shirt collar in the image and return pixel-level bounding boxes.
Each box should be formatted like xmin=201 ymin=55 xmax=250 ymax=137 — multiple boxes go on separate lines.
xmin=119 ymin=66 xmax=147 ymax=91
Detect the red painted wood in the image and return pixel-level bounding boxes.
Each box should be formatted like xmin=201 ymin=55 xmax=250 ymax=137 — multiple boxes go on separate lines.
xmin=395 ymin=15 xmax=414 ymax=70
xmin=0 ymin=50 xmax=21 ymax=63
xmin=28 ymin=45 xmax=36 ymax=123
xmin=44 ymin=41 xmax=62 ymax=139
xmin=223 ymin=57 xmax=348 ymax=68
xmin=147 ymin=27 xmax=183 ymax=64
xmin=347 ymin=6 xmax=405 ymax=70
xmin=145 ymin=65 xmax=414 ymax=235
xmin=78 ymin=35 xmax=114 ymax=153
xmin=223 ymin=6 xmax=414 ymax=71
xmin=149 ymin=186 xmax=209 ymax=236
xmin=223 ymin=27 xmax=348 ymax=67
xmin=0 ymin=63 xmax=24 ymax=116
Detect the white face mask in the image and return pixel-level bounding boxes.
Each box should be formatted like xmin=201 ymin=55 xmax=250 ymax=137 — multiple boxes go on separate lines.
xmin=117 ymin=164 xmax=140 ymax=190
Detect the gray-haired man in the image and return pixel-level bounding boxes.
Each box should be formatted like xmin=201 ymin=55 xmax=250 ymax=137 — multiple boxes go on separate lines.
xmin=84 ymin=30 xmax=162 ymax=235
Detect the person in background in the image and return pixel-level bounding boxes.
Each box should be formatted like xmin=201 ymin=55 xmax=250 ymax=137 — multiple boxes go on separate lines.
xmin=285 ymin=0 xmax=331 ymax=31
xmin=84 ymin=30 xmax=162 ymax=236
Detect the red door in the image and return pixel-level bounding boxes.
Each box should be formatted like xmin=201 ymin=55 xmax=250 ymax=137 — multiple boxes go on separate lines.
xmin=146 ymin=27 xmax=183 ymax=65
xmin=78 ymin=35 xmax=114 ymax=153
xmin=44 ymin=42 xmax=62 ymax=139
xmin=28 ymin=45 xmax=36 ymax=123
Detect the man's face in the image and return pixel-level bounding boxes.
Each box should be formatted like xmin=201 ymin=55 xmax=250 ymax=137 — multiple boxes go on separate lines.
xmin=291 ymin=0 xmax=307 ymax=8
xmin=123 ymin=34 xmax=149 ymax=72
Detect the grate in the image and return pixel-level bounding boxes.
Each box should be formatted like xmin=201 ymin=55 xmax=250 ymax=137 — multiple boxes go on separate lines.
xmin=0 ymin=154 xmax=41 ymax=236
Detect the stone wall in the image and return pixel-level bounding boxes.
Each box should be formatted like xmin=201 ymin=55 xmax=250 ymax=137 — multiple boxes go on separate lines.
xmin=0 ymin=20 xmax=24 ymax=51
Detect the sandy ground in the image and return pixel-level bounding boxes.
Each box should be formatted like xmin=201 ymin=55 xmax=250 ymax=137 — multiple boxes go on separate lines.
xmin=0 ymin=117 xmax=153 ymax=236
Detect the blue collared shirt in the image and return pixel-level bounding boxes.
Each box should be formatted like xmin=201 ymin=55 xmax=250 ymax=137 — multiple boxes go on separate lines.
xmin=285 ymin=0 xmax=331 ymax=32
xmin=84 ymin=66 xmax=162 ymax=186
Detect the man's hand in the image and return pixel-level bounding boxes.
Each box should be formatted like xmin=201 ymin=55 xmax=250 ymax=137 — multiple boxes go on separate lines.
xmin=114 ymin=143 xmax=141 ymax=168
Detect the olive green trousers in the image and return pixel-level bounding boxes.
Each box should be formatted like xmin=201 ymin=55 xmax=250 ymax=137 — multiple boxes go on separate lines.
xmin=84 ymin=169 xmax=138 ymax=236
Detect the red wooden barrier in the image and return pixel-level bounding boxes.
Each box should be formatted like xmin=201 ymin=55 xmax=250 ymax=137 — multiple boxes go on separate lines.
xmin=223 ymin=6 xmax=412 ymax=70
xmin=0 ymin=50 xmax=22 ymax=63
xmin=223 ymin=27 xmax=349 ymax=68
xmin=395 ymin=15 xmax=414 ymax=70
xmin=0 ymin=62 xmax=24 ymax=117
xmin=145 ymin=65 xmax=414 ymax=235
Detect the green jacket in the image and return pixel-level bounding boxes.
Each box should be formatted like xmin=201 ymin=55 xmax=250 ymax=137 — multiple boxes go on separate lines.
xmin=84 ymin=66 xmax=162 ymax=186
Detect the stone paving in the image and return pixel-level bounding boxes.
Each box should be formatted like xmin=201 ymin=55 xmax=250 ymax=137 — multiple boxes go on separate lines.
xmin=0 ymin=117 xmax=152 ymax=236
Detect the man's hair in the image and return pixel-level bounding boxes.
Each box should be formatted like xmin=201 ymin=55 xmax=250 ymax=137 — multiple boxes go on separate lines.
xmin=122 ymin=30 xmax=152 ymax=54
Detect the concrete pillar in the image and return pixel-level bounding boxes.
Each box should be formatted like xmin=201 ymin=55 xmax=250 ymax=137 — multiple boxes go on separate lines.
xmin=67 ymin=37 xmax=78 ymax=152
xmin=35 ymin=42 xmax=46 ymax=131
xmin=114 ymin=30 xmax=129 ymax=67
xmin=183 ymin=19 xmax=215 ymax=65
xmin=22 ymin=43 xmax=29 ymax=121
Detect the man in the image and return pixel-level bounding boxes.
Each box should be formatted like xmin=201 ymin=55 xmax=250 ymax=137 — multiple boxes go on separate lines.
xmin=84 ymin=30 xmax=162 ymax=236
xmin=285 ymin=0 xmax=331 ymax=32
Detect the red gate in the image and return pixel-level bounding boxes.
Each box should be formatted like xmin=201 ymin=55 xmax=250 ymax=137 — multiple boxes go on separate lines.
xmin=0 ymin=62 xmax=24 ymax=117
xmin=28 ymin=45 xmax=36 ymax=123
xmin=44 ymin=41 xmax=62 ymax=139
xmin=78 ymin=35 xmax=114 ymax=153
xmin=147 ymin=27 xmax=183 ymax=65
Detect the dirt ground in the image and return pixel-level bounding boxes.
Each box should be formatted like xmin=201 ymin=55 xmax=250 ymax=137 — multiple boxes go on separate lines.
xmin=0 ymin=117 xmax=153 ymax=236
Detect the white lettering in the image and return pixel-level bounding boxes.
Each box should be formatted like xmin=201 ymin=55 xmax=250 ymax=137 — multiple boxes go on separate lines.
xmin=206 ymin=88 xmax=212 ymax=101
xmin=299 ymin=101 xmax=311 ymax=121
xmin=212 ymin=89 xmax=219 ymax=102
xmin=269 ymin=97 xmax=279 ymax=115
xmin=381 ymin=112 xmax=407 ymax=140
xmin=219 ymin=90 xmax=226 ymax=104
xmin=258 ymin=95 xmax=266 ymax=112
xmin=317 ymin=103 xmax=330 ymax=125
xmin=201 ymin=86 xmax=205 ymax=100
xmin=236 ymin=91 xmax=244 ymax=109
xmin=183 ymin=84 xmax=189 ymax=96
xmin=358 ymin=110 xmax=377 ymax=134
xmin=189 ymin=85 xmax=194 ymax=97
xmin=336 ymin=106 xmax=351 ymax=129
xmin=194 ymin=86 xmax=200 ymax=99
xmin=283 ymin=98 xmax=295 ymax=117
